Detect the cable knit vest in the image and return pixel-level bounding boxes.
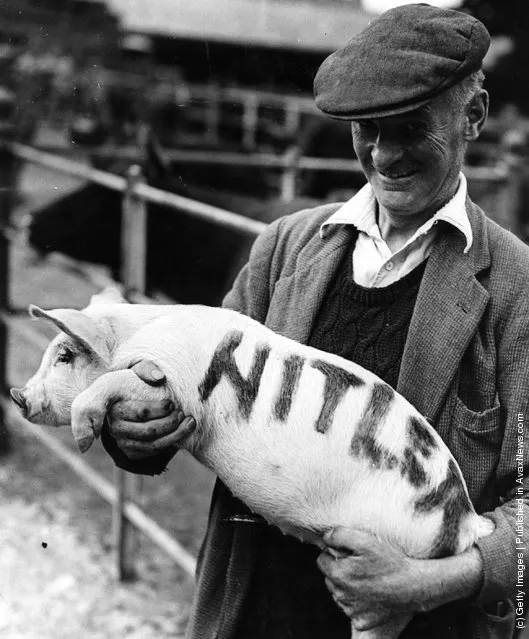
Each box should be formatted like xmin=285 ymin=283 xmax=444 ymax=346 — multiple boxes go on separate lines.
xmin=233 ymin=238 xmax=427 ymax=639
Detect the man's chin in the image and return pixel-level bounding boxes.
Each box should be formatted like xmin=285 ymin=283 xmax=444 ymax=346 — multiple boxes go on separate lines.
xmin=373 ymin=189 xmax=417 ymax=215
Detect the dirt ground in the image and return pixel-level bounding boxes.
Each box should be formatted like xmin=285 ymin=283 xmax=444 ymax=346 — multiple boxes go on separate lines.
xmin=0 ymin=428 xmax=193 ymax=639
xmin=1 ymin=151 xmax=214 ymax=638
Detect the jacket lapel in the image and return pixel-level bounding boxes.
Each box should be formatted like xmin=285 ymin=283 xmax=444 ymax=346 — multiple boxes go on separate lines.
xmin=265 ymin=225 xmax=355 ymax=342
xmin=397 ymin=201 xmax=491 ymax=422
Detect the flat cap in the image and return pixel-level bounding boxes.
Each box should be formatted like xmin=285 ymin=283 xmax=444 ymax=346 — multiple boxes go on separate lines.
xmin=314 ymin=3 xmax=490 ymax=120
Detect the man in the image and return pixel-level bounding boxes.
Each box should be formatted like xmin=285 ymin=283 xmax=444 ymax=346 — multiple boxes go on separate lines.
xmin=102 ymin=4 xmax=528 ymax=638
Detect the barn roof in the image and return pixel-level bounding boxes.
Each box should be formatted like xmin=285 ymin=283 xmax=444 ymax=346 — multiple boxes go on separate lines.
xmin=107 ymin=0 xmax=371 ymax=52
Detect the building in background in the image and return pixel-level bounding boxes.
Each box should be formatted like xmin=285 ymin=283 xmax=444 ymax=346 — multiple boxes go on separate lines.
xmin=107 ymin=0 xmax=370 ymax=93
xmin=0 ymin=0 xmax=120 ymax=65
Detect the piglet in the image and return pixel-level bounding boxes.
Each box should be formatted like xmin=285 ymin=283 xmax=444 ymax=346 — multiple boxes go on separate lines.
xmin=11 ymin=287 xmax=494 ymax=639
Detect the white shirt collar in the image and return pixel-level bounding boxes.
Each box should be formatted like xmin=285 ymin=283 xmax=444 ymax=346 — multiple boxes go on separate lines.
xmin=320 ymin=173 xmax=473 ymax=253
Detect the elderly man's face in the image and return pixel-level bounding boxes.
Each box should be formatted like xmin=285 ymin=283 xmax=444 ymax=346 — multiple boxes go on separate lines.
xmin=351 ymin=96 xmax=470 ymax=223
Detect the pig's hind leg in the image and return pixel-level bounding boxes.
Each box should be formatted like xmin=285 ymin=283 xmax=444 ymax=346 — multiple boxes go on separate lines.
xmin=71 ymin=370 xmax=166 ymax=453
xmin=350 ymin=614 xmax=412 ymax=639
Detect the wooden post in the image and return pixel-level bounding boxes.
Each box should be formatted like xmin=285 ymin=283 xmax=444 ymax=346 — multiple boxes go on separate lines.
xmin=501 ymin=160 xmax=523 ymax=238
xmin=113 ymin=163 xmax=148 ymax=581
xmin=121 ymin=164 xmax=147 ymax=296
xmin=498 ymin=133 xmax=525 ymax=238
xmin=0 ymin=136 xmax=16 ymax=454
xmin=242 ymin=94 xmax=259 ymax=150
xmin=205 ymin=83 xmax=220 ymax=144
xmin=280 ymin=146 xmax=300 ymax=201
xmin=284 ymin=101 xmax=300 ymax=139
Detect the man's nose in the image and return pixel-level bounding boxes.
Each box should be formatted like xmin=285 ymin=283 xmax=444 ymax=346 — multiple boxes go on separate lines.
xmin=371 ymin=137 xmax=404 ymax=171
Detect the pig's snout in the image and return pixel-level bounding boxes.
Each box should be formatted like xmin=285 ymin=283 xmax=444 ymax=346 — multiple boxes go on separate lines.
xmin=10 ymin=388 xmax=27 ymax=416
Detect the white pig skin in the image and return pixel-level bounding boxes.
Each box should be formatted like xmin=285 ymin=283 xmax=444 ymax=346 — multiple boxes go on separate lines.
xmin=11 ymin=288 xmax=494 ymax=639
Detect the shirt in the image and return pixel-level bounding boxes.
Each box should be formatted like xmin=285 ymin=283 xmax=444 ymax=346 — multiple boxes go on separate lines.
xmin=320 ymin=173 xmax=473 ymax=287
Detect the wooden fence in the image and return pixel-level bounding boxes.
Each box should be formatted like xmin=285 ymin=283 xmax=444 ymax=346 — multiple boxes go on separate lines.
xmin=0 ymin=139 xmax=265 ymax=582
xmin=0 ymin=137 xmax=523 ymax=583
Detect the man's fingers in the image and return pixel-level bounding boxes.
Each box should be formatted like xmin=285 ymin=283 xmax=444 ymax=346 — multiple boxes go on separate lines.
xmin=109 ymin=399 xmax=176 ymax=424
xmin=130 ymin=360 xmax=166 ymax=386
xmin=317 ymin=551 xmax=336 ymax=577
xmin=111 ymin=411 xmax=191 ymax=442
xmin=324 ymin=527 xmax=373 ymax=553
xmin=323 ymin=576 xmax=393 ymax=628
xmin=352 ymin=610 xmax=393 ymax=631
xmin=121 ymin=417 xmax=196 ymax=454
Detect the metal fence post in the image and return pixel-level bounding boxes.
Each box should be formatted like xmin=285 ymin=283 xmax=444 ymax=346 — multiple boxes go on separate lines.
xmin=0 ymin=138 xmax=16 ymax=453
xmin=113 ymin=163 xmax=148 ymax=581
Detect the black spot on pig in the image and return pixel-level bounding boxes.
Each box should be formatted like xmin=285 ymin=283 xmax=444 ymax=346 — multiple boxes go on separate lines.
xmin=273 ymin=354 xmax=305 ymax=422
xmin=350 ymin=383 xmax=394 ymax=463
xmin=310 ymin=360 xmax=364 ymax=434
xmin=415 ymin=459 xmax=473 ymax=558
xmin=408 ymin=416 xmax=438 ymax=458
xmin=199 ymin=330 xmax=270 ymax=419
xmin=401 ymin=447 xmax=428 ymax=488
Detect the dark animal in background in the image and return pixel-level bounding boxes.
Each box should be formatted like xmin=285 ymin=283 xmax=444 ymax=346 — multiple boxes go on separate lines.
xmin=28 ymin=132 xmax=320 ymax=305
xmin=296 ymin=115 xmax=366 ymax=200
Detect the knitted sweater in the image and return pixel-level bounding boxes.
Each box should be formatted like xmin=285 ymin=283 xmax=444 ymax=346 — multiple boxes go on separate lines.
xmin=234 ymin=239 xmax=427 ymax=638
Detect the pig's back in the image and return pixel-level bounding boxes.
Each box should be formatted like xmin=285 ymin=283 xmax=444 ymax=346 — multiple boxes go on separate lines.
xmin=109 ymin=306 xmax=493 ymax=558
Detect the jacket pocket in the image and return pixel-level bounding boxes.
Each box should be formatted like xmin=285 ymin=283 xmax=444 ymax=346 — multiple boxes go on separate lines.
xmin=448 ymin=396 xmax=503 ymax=508
xmin=454 ymin=396 xmax=503 ymax=443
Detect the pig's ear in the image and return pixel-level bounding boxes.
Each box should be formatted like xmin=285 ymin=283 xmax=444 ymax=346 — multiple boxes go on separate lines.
xmin=88 ymin=287 xmax=127 ymax=308
xmin=29 ymin=305 xmax=110 ymax=364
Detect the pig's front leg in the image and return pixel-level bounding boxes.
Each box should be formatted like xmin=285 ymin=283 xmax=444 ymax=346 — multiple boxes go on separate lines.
xmin=71 ymin=370 xmax=166 ymax=452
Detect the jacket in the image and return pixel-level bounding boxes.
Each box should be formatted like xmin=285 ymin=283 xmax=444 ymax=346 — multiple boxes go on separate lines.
xmin=103 ymin=198 xmax=528 ymax=638
xmin=185 ymin=199 xmax=529 ymax=639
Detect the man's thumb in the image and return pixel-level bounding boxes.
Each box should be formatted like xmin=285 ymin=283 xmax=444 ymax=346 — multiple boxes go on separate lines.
xmin=130 ymin=360 xmax=166 ymax=386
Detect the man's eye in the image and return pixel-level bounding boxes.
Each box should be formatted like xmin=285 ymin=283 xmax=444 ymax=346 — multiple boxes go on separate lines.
xmin=402 ymin=122 xmax=422 ymax=134
xmin=56 ymin=347 xmax=74 ymax=364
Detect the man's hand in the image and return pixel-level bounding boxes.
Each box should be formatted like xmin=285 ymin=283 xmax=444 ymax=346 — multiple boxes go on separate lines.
xmin=318 ymin=526 xmax=484 ymax=630
xmin=107 ymin=360 xmax=196 ymax=460
xmin=317 ymin=528 xmax=423 ymax=629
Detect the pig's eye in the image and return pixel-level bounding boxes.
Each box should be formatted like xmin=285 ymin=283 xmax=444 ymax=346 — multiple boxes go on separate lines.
xmin=56 ymin=347 xmax=74 ymax=364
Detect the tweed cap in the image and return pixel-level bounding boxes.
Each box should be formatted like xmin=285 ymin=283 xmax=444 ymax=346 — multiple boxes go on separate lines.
xmin=314 ymin=3 xmax=490 ymax=120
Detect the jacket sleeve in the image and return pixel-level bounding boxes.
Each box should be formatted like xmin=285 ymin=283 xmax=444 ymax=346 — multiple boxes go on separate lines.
xmin=222 ymin=215 xmax=284 ymax=319
xmin=472 ymin=298 xmax=529 ymax=604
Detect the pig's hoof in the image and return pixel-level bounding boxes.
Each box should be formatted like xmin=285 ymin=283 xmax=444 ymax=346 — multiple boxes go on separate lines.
xmin=71 ymin=403 xmax=105 ymax=452
xmin=76 ymin=435 xmax=95 ymax=453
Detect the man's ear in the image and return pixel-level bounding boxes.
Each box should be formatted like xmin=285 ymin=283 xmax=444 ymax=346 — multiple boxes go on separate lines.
xmin=29 ymin=305 xmax=110 ymax=365
xmin=464 ymin=89 xmax=489 ymax=142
